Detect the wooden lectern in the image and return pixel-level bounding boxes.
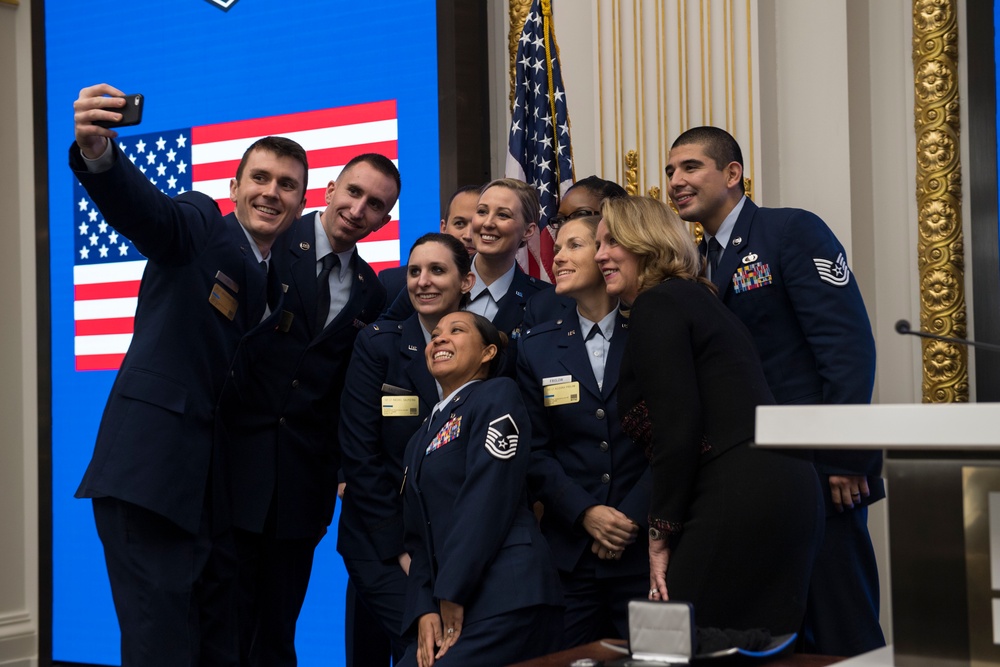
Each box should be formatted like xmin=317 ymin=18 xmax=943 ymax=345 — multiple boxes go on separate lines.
xmin=756 ymin=403 xmax=1000 ymax=667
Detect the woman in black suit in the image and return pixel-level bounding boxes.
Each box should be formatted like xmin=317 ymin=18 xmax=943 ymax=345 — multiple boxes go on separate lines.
xmin=400 ymin=312 xmax=562 ymax=667
xmin=594 ymin=195 xmax=823 ymax=636
xmin=338 ymin=233 xmax=474 ymax=662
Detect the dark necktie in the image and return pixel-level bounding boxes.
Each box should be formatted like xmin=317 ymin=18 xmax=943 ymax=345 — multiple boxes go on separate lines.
xmin=587 ymin=324 xmax=602 ymax=341
xmin=706 ymin=237 xmax=723 ymax=277
xmin=316 ymin=253 xmax=339 ymax=330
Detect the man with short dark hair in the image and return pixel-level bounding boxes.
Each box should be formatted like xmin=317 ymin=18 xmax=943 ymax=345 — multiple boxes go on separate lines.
xmin=222 ymin=153 xmax=400 ymax=666
xmin=666 ymin=126 xmax=884 ymax=657
xmin=72 ymin=83 xmax=306 ymax=666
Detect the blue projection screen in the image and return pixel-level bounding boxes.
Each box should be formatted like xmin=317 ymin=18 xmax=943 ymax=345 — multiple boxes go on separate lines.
xmin=45 ymin=1 xmax=439 ymax=664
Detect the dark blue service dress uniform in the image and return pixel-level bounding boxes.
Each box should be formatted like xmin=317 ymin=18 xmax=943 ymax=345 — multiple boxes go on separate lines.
xmin=221 ymin=211 xmax=386 ymax=666
xmin=707 ymin=198 xmax=884 ymax=655
xmin=337 ymin=314 xmax=440 ymax=662
xmin=399 ymin=378 xmax=563 ymax=666
xmin=72 ymin=141 xmax=284 ymax=667
xmin=517 ymin=310 xmax=650 ymax=648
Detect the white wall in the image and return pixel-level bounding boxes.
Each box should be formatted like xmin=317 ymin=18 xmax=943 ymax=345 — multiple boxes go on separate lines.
xmin=0 ymin=0 xmax=39 ymax=664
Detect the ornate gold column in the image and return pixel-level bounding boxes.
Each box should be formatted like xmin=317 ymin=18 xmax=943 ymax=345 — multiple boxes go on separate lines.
xmin=913 ymin=0 xmax=966 ymax=403
xmin=508 ymin=0 xmax=532 ymax=109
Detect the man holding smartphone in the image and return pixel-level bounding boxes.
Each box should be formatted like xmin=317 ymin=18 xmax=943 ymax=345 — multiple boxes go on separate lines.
xmin=72 ymin=83 xmax=307 ymax=667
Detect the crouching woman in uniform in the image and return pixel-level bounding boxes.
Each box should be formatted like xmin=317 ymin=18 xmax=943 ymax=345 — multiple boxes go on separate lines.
xmin=399 ymin=312 xmax=563 ymax=667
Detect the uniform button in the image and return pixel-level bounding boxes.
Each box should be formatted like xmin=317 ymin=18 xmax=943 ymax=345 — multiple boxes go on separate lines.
xmin=279 ymin=417 xmax=286 ymax=426
xmin=601 ymin=473 xmax=610 ymax=484
xmin=596 ymin=408 xmax=606 ymax=419
xmin=291 ymin=379 xmax=300 ymax=388
xmin=599 ymin=441 xmax=609 ymax=452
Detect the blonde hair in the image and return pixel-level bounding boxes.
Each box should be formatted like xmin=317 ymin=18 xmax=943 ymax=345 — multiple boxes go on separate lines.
xmin=600 ymin=196 xmax=713 ymax=294
xmin=480 ymin=178 xmax=540 ymax=228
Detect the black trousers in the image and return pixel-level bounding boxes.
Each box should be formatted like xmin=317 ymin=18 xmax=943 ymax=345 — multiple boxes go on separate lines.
xmin=342 ymin=556 xmax=409 ymax=664
xmin=559 ymin=558 xmax=648 ymax=649
xmin=93 ymin=496 xmax=239 ymax=667
xmin=233 ymin=527 xmax=322 ymax=667
xmin=801 ymin=503 xmax=886 ymax=656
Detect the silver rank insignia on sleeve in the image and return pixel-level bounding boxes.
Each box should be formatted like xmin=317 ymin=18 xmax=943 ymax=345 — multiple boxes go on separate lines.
xmin=813 ymin=252 xmax=850 ymax=287
xmin=484 ymin=414 xmax=519 ymax=460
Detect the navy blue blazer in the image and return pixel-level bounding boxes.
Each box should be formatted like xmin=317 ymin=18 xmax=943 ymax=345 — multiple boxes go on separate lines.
xmin=221 ymin=212 xmax=386 ymax=539
xmin=72 ymin=142 xmax=282 ymax=534
xmin=337 ymin=314 xmax=439 ymax=562
xmin=710 ymin=199 xmax=883 ymax=508
xmin=377 ymin=264 xmax=408 ymax=307
xmin=518 ymin=312 xmax=650 ymax=578
xmin=402 ymin=378 xmax=562 ymax=633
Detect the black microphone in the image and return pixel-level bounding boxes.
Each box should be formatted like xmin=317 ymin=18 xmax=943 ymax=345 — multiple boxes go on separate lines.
xmin=895 ymin=319 xmax=1000 ymax=353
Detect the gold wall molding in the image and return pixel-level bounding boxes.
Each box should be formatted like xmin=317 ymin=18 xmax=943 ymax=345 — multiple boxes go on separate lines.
xmin=624 ymin=149 xmax=639 ymax=195
xmin=508 ymin=0 xmax=532 ymax=110
xmin=912 ymin=0 xmax=966 ymax=402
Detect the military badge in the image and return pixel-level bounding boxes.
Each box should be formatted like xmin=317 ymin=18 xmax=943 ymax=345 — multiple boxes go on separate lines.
xmin=426 ymin=415 xmax=461 ymax=455
xmin=484 ymin=414 xmax=519 ymax=460
xmin=732 ymin=261 xmax=773 ymax=294
xmin=813 ymin=252 xmax=850 ymax=287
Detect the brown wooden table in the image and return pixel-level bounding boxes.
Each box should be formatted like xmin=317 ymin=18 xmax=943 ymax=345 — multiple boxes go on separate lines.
xmin=507 ymin=639 xmax=844 ymax=667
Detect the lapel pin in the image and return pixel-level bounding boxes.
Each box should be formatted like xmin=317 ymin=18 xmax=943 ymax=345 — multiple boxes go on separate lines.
xmin=515 ymin=290 xmax=524 ymax=298
xmin=568 ymin=329 xmax=576 ymax=336
xmin=556 ymin=319 xmax=563 ymax=325
xmin=742 ymin=252 xmax=758 ymax=264
xmin=299 ymin=241 xmax=310 ymax=251
xmin=408 ymin=345 xmax=418 ymax=351
xmin=732 ymin=237 xmax=743 ymax=247
xmin=358 ymin=273 xmax=364 ymax=282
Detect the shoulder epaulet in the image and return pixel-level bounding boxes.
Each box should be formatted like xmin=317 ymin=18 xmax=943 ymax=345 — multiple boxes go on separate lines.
xmin=521 ymin=318 xmax=562 ymax=340
xmin=365 ymin=320 xmax=405 ymax=337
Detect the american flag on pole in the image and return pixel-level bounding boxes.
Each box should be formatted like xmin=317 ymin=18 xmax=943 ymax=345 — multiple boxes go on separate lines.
xmin=504 ymin=0 xmax=574 ymax=282
xmin=73 ymin=100 xmax=400 ymax=371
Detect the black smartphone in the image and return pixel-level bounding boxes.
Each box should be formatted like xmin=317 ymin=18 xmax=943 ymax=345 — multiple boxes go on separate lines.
xmin=94 ymin=93 xmax=144 ymax=129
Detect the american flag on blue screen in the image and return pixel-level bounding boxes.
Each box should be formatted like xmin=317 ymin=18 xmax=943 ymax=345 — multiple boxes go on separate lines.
xmin=505 ymin=0 xmax=574 ymax=282
xmin=72 ymin=101 xmax=401 ymax=371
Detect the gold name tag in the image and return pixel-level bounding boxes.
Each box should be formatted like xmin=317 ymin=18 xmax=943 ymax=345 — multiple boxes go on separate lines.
xmin=209 ymin=283 xmax=238 ymax=320
xmin=382 ymin=395 xmax=420 ymax=417
xmin=543 ymin=381 xmax=580 ymax=407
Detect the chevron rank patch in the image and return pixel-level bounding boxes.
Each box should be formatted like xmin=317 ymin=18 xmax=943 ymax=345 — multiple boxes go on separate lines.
xmin=484 ymin=414 xmax=519 ymax=460
xmin=813 ymin=252 xmax=850 ymax=287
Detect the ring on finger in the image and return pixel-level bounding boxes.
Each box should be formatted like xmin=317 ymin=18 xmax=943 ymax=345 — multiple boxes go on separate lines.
xmin=447 ymin=627 xmax=455 ymax=635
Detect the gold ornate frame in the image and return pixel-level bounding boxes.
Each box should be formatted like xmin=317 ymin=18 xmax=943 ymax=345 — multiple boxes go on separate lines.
xmin=913 ymin=0 xmax=966 ymax=402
